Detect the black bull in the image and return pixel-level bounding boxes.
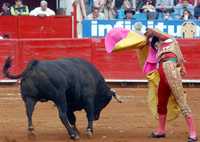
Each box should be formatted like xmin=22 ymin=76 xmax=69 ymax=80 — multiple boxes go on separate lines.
xmin=3 ymin=57 xmax=121 ymax=140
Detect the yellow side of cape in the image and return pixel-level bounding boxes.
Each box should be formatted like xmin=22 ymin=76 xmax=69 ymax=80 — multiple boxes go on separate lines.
xmin=146 ymin=71 xmax=180 ymax=121
xmin=114 ymin=31 xmax=148 ymax=66
xmin=114 ymin=31 xmax=147 ymax=51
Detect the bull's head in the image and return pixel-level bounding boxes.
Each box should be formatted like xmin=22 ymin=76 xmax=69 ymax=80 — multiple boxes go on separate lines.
xmin=94 ymin=89 xmax=122 ymax=120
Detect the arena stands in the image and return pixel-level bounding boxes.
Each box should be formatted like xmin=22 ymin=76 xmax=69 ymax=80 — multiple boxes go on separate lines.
xmin=82 ymin=0 xmax=200 ymax=20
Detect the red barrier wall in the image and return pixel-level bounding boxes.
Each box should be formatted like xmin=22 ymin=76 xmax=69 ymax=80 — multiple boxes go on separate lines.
xmin=92 ymin=38 xmax=200 ymax=80
xmin=0 ymin=38 xmax=199 ymax=81
xmin=177 ymin=39 xmax=200 ymax=79
xmin=0 ymin=17 xmax=18 ymax=38
xmin=0 ymin=16 xmax=73 ymax=38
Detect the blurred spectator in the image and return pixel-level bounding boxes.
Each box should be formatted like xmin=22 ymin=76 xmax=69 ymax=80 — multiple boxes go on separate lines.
xmin=178 ymin=0 xmax=198 ymax=5
xmin=124 ymin=8 xmax=135 ymax=19
xmin=101 ymin=0 xmax=116 ymax=19
xmin=115 ymin=0 xmax=124 ymax=9
xmin=131 ymin=0 xmax=137 ymax=9
xmin=74 ymin=0 xmax=87 ymax=18
xmin=133 ymin=8 xmax=147 ymax=20
xmin=116 ymin=0 xmax=132 ymax=19
xmin=10 ymin=0 xmax=29 ymax=16
xmin=142 ymin=0 xmax=156 ymax=20
xmin=93 ymin=0 xmax=103 ymax=12
xmin=116 ymin=8 xmax=125 ymax=19
xmin=163 ymin=10 xmax=173 ymax=20
xmin=174 ymin=0 xmax=194 ymax=18
xmin=156 ymin=0 xmax=174 ymax=10
xmin=115 ymin=0 xmax=132 ymax=10
xmin=93 ymin=0 xmax=109 ymax=13
xmin=87 ymin=6 xmax=105 ymax=19
xmin=194 ymin=0 xmax=199 ymax=6
xmin=174 ymin=0 xmax=179 ymax=5
xmin=85 ymin=0 xmax=94 ymax=15
xmin=180 ymin=9 xmax=193 ymax=20
xmin=123 ymin=0 xmax=132 ymax=9
xmin=30 ymin=0 xmax=55 ymax=16
xmin=56 ymin=8 xmax=66 ymax=16
xmin=136 ymin=0 xmax=146 ymax=10
xmin=142 ymin=0 xmax=156 ymax=12
xmin=155 ymin=0 xmax=174 ymax=20
xmin=0 ymin=2 xmax=11 ymax=16
xmin=194 ymin=1 xmax=200 ymax=19
xmin=136 ymin=0 xmax=156 ymax=10
xmin=66 ymin=0 xmax=73 ymax=15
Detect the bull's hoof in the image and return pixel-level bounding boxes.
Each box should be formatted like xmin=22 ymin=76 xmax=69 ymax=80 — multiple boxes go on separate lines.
xmin=70 ymin=133 xmax=80 ymax=140
xmin=86 ymin=128 xmax=93 ymax=138
xmin=69 ymin=128 xmax=80 ymax=140
xmin=28 ymin=126 xmax=34 ymax=132
xmin=72 ymin=126 xmax=80 ymax=135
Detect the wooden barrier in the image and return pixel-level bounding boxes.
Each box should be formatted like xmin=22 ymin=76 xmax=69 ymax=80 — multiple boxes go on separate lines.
xmin=0 ymin=38 xmax=200 ymax=81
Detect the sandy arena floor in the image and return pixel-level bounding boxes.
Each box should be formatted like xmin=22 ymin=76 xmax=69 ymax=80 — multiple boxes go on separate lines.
xmin=0 ymin=85 xmax=199 ymax=142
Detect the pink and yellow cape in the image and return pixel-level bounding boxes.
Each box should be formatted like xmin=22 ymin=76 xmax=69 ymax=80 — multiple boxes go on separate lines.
xmin=105 ymin=27 xmax=148 ymax=66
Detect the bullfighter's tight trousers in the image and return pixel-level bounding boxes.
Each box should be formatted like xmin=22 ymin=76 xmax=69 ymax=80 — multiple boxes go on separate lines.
xmin=157 ymin=61 xmax=191 ymax=116
xmin=157 ymin=61 xmax=197 ymax=138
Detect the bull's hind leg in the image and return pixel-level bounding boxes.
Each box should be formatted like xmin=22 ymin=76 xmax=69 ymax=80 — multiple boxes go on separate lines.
xmin=24 ymin=97 xmax=37 ymax=132
xmin=55 ymin=97 xmax=80 ymax=140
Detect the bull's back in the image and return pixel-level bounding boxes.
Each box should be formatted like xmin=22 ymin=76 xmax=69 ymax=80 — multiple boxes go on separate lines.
xmin=66 ymin=58 xmax=111 ymax=95
xmin=21 ymin=61 xmax=70 ymax=99
xmin=21 ymin=58 xmax=110 ymax=100
xmin=66 ymin=58 xmax=106 ymax=83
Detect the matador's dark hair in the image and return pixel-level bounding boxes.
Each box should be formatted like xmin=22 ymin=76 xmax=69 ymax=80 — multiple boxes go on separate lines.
xmin=151 ymin=36 xmax=159 ymax=50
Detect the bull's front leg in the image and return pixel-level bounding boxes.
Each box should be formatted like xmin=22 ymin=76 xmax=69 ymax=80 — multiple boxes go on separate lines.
xmin=85 ymin=101 xmax=94 ymax=137
xmin=56 ymin=100 xmax=80 ymax=140
xmin=67 ymin=110 xmax=79 ymax=134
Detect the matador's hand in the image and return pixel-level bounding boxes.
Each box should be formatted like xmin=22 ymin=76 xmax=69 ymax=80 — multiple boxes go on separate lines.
xmin=180 ymin=67 xmax=187 ymax=76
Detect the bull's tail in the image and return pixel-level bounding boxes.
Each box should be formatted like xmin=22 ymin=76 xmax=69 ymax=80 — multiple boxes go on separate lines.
xmin=3 ymin=56 xmax=38 ymax=79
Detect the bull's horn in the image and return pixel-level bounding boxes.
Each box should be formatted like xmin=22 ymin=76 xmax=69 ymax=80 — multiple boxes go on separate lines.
xmin=111 ymin=89 xmax=122 ymax=103
xmin=113 ymin=94 xmax=122 ymax=103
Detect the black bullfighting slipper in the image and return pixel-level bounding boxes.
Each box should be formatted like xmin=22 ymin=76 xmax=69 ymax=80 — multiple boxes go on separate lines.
xmin=188 ymin=137 xmax=198 ymax=142
xmin=150 ymin=132 xmax=166 ymax=138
